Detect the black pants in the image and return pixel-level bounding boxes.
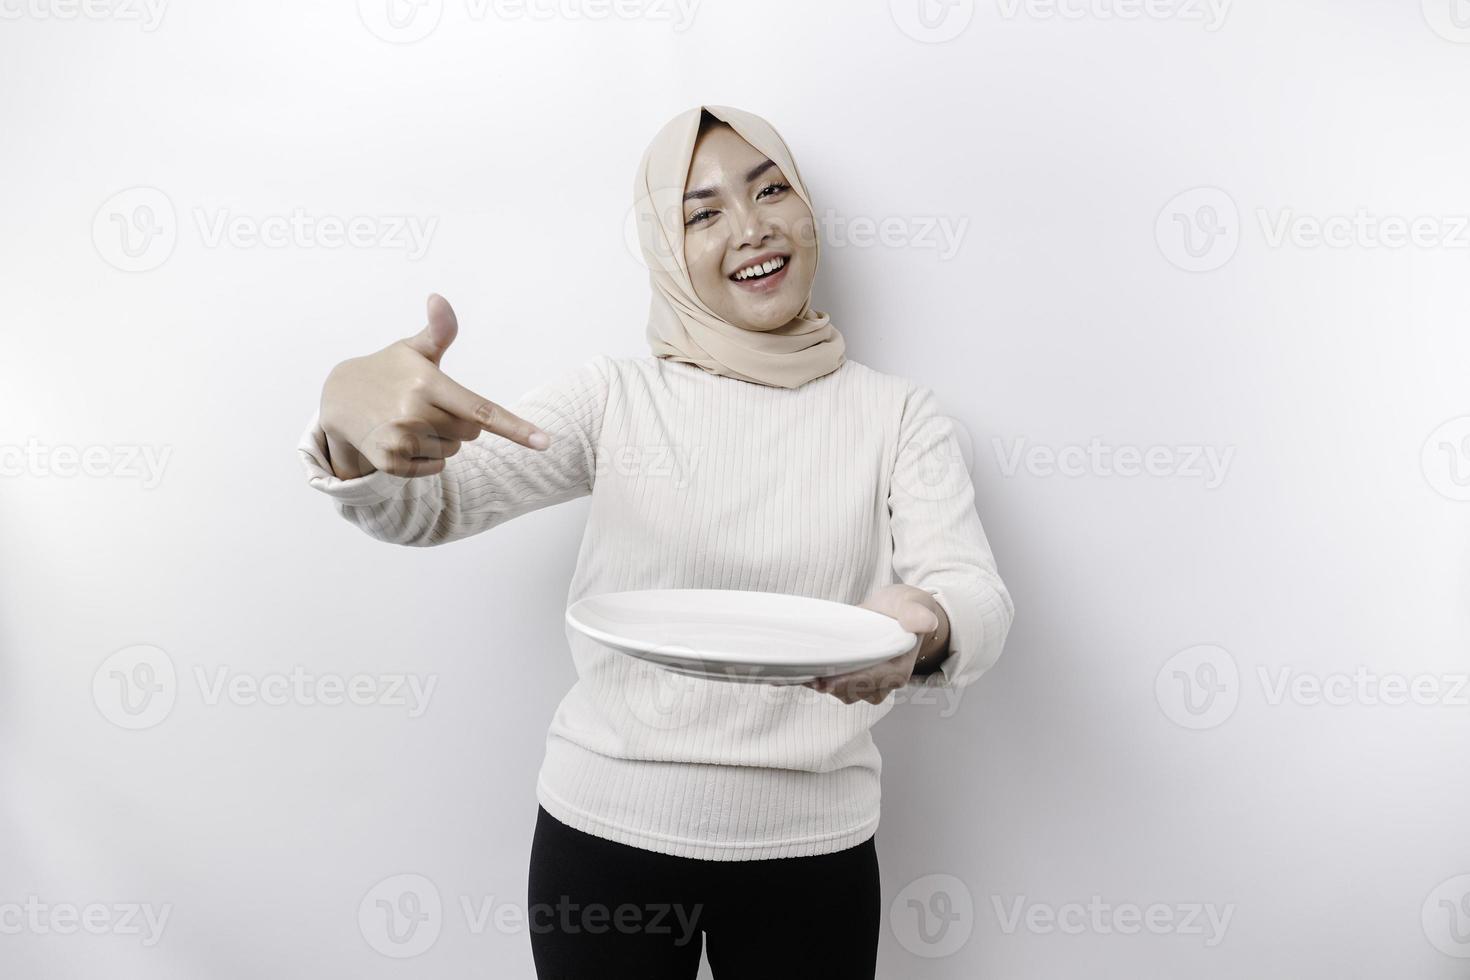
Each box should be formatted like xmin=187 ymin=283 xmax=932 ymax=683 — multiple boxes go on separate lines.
xmin=527 ymin=806 xmax=881 ymax=979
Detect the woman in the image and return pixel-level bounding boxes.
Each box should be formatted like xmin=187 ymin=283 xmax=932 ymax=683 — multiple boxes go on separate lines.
xmin=299 ymin=104 xmax=1014 ymax=979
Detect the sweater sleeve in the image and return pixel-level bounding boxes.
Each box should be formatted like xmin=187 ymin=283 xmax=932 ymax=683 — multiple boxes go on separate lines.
xmin=297 ymin=353 xmax=612 ymax=547
xmin=888 ymin=383 xmax=1015 ymax=690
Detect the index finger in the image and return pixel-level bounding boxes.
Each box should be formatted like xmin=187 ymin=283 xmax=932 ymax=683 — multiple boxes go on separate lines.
xmin=426 ymin=370 xmax=551 ymax=450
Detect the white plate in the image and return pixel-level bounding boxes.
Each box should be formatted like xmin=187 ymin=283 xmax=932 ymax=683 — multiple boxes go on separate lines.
xmin=565 ymin=589 xmax=916 ymax=684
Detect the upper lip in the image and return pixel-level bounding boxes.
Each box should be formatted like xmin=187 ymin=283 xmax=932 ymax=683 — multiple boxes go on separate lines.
xmin=728 ymin=251 xmax=790 ymax=279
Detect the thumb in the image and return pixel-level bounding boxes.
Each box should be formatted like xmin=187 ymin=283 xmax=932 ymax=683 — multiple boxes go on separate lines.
xmin=898 ymin=599 xmax=940 ymax=635
xmin=403 ymin=292 xmax=458 ymax=366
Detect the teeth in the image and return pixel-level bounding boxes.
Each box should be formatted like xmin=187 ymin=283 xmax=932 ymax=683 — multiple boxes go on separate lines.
xmin=734 ymin=256 xmax=786 ymax=281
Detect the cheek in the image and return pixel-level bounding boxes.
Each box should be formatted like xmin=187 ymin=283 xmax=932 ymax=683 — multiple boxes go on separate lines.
xmin=775 ymin=199 xmax=817 ymax=253
xmin=683 ymin=231 xmax=727 ymax=290
xmin=774 ymin=203 xmax=818 ymax=286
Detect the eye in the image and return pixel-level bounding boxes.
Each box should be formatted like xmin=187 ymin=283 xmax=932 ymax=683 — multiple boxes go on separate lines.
xmin=685 ymin=207 xmax=716 ymax=227
xmin=756 ymin=181 xmax=790 ymax=200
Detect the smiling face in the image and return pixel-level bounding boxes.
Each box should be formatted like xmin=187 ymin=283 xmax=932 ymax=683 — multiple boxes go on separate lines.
xmin=681 ymin=120 xmax=818 ymax=332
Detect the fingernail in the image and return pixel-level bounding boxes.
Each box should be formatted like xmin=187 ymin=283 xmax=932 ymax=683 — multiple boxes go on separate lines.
xmin=529 ymin=431 xmax=550 ymax=450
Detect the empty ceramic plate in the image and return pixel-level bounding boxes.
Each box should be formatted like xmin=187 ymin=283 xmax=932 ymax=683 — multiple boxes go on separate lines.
xmin=565 ymin=588 xmax=916 ymax=684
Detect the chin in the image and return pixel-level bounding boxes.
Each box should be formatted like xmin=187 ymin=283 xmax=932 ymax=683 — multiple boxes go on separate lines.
xmin=728 ymin=302 xmax=802 ymax=332
xmin=722 ymin=282 xmax=810 ymax=332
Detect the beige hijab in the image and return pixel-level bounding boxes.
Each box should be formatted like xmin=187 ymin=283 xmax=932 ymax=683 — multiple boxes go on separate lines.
xmin=632 ymin=104 xmax=846 ymax=389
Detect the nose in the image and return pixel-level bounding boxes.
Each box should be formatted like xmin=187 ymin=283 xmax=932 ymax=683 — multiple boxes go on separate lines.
xmin=731 ymin=199 xmax=777 ymax=252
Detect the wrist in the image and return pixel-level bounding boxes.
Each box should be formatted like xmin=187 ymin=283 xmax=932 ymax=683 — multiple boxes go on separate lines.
xmin=322 ymin=426 xmax=374 ymax=480
xmin=910 ymin=587 xmax=951 ymax=677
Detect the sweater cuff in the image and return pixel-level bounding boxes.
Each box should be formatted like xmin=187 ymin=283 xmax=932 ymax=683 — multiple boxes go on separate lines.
xmin=906 ymin=585 xmax=976 ymax=690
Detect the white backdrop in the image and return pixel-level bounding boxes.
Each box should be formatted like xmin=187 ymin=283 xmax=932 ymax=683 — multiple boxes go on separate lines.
xmin=3 ymin=1 xmax=1469 ymax=977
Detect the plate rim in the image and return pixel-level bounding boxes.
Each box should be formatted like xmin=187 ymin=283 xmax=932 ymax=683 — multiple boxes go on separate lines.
xmin=565 ymin=587 xmax=916 ymax=667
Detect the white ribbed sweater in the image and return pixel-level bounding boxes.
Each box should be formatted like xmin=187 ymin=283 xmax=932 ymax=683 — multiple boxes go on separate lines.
xmin=298 ymin=354 xmax=1013 ymax=860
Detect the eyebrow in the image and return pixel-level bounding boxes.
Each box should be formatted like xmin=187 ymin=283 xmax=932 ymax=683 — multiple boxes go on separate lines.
xmin=683 ymin=158 xmax=779 ymax=202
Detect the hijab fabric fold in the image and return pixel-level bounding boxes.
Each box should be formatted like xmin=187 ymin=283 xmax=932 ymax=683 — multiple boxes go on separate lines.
xmin=632 ymin=104 xmax=846 ymax=389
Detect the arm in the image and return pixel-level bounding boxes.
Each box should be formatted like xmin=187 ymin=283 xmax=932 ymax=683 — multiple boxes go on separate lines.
xmin=889 ymin=383 xmax=1015 ymax=690
xmin=297 ymin=353 xmax=612 ymax=547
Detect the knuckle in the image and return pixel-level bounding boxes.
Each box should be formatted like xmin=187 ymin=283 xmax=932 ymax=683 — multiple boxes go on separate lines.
xmin=397 ymin=432 xmax=430 ymax=457
xmin=472 ymin=401 xmax=501 ymax=429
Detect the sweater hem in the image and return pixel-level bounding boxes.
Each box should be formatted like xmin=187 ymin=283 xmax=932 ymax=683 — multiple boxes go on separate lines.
xmin=535 ymin=778 xmax=880 ymax=862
